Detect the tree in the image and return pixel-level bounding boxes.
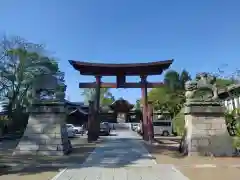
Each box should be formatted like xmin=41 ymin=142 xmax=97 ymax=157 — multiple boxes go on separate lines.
xmin=82 ymin=88 xmax=96 ymax=105
xmin=101 ymin=89 xmax=115 ymax=106
xmin=179 ymin=70 xmax=191 ymax=89
xmin=164 ymin=70 xmax=181 ymax=92
xmin=81 ymin=88 xmax=115 ymax=106
xmin=134 ymin=99 xmax=141 ymax=110
xmin=148 ymin=86 xmax=170 ymax=108
xmin=147 ymin=69 xmax=192 ymax=117
xmin=148 ymin=68 xmax=238 ymax=136
xmin=216 ymin=78 xmax=234 ymax=88
xmin=0 ymin=36 xmax=65 ymax=118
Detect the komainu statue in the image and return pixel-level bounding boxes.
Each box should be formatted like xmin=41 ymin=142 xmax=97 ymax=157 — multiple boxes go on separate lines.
xmin=185 ymin=73 xmax=218 ymax=102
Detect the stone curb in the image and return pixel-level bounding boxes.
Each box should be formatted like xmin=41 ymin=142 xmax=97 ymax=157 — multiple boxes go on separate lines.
xmin=2 ymin=162 xmax=240 ymax=169
xmin=0 ymin=163 xmax=79 ymax=168
xmin=175 ymin=164 xmax=240 ymax=168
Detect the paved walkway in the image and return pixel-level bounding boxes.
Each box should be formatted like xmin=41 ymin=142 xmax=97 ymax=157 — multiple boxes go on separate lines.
xmin=52 ymin=130 xmax=189 ymax=180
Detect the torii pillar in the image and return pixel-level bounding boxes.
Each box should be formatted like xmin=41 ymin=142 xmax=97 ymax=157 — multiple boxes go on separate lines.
xmin=140 ymin=75 xmax=148 ymax=141
xmin=148 ymin=101 xmax=154 ymax=141
xmin=93 ymin=75 xmax=101 ymax=140
xmin=140 ymin=75 xmax=154 ymax=142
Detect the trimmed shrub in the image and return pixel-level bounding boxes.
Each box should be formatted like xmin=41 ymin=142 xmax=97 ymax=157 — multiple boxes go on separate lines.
xmin=173 ymin=109 xmax=185 ymax=136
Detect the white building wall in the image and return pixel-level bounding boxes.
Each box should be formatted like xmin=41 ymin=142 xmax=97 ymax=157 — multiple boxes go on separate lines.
xmin=225 ymin=99 xmax=233 ymax=111
xmin=224 ymin=100 xmax=228 ymax=108
xmin=223 ymin=95 xmax=240 ymax=111
xmin=234 ymin=97 xmax=239 ymax=108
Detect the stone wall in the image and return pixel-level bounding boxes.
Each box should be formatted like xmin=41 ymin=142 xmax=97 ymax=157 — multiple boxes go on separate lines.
xmin=184 ymin=102 xmax=234 ymax=156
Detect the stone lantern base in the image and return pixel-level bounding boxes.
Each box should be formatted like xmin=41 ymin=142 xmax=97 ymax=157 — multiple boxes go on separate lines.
xmin=13 ymin=102 xmax=72 ymax=156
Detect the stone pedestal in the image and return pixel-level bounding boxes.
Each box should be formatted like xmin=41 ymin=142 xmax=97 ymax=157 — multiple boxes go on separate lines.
xmin=13 ymin=103 xmax=72 ymax=156
xmin=184 ymin=102 xmax=234 ymax=156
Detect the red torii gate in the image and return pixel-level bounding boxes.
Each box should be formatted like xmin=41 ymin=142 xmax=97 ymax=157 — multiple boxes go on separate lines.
xmin=69 ymin=60 xmax=173 ymax=142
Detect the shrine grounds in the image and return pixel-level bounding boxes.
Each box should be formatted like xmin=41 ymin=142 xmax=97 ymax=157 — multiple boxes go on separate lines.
xmin=0 ymin=131 xmax=239 ymax=180
xmin=144 ymin=136 xmax=240 ymax=180
xmin=0 ymin=134 xmax=100 ymax=180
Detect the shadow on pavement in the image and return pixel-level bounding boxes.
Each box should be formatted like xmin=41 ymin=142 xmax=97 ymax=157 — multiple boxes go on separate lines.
xmin=144 ymin=136 xmax=185 ymax=159
xmin=0 ymin=132 xmax=157 ymax=177
xmin=145 ymin=142 xmax=184 ymax=159
xmin=0 ymin=137 xmax=103 ymax=176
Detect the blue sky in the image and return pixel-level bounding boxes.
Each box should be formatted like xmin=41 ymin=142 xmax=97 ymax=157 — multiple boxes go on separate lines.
xmin=0 ymin=0 xmax=240 ymax=103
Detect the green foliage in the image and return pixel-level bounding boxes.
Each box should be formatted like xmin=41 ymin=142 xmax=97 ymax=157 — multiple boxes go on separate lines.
xmin=179 ymin=70 xmax=192 ymax=89
xmin=148 ymin=86 xmax=170 ymax=105
xmin=148 ymin=69 xmax=190 ymax=117
xmin=216 ymin=78 xmax=233 ymax=88
xmin=148 ymin=69 xmax=236 ymax=137
xmin=148 ymin=70 xmax=235 ymax=117
xmin=172 ymin=109 xmax=185 ymax=136
xmin=0 ymin=36 xmax=65 ymax=131
xmin=81 ymin=88 xmax=115 ymax=106
xmin=233 ymin=137 xmax=240 ymax=149
xmin=225 ymin=109 xmax=240 ymax=137
xmin=164 ymin=70 xmax=181 ymax=91
xmin=81 ymin=88 xmax=96 ymax=104
xmin=224 ymin=109 xmax=240 ymax=149
xmin=101 ymin=92 xmax=115 ymax=106
xmin=134 ymin=100 xmax=141 ymax=110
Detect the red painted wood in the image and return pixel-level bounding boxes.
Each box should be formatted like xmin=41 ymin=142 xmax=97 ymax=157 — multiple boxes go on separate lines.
xmin=69 ymin=60 xmax=173 ymax=76
xmin=147 ymin=102 xmax=154 ymax=141
xmin=116 ymin=75 xmax=126 ymax=88
xmin=94 ymin=76 xmax=101 ymax=140
xmin=141 ymin=75 xmax=149 ymax=141
xmin=79 ymin=82 xmax=164 ymax=88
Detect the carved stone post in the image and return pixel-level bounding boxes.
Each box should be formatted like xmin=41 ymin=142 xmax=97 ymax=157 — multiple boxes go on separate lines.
xmin=140 ymin=75 xmax=149 ymax=141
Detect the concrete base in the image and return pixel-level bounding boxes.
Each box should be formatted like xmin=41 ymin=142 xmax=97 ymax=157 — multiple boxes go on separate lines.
xmin=13 ymin=103 xmax=72 ymax=156
xmin=184 ymin=102 xmax=234 ymax=157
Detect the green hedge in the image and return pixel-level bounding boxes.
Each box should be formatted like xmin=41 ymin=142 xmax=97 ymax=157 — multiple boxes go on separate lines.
xmin=172 ymin=110 xmax=185 ymax=136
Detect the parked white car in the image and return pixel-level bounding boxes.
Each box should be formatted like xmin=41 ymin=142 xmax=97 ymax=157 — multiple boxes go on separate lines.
xmin=131 ymin=123 xmax=140 ymax=131
xmin=153 ymin=120 xmax=172 ymax=136
xmin=66 ymin=124 xmax=84 ymax=134
xmin=136 ymin=123 xmax=142 ymax=134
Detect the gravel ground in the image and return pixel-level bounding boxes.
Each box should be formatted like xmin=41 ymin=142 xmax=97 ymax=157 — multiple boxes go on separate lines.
xmin=0 ymin=135 xmax=100 ymax=180
xmin=144 ymin=136 xmax=240 ymax=180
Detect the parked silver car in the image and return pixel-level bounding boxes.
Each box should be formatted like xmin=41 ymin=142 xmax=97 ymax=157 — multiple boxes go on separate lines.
xmin=66 ymin=124 xmax=84 ymax=134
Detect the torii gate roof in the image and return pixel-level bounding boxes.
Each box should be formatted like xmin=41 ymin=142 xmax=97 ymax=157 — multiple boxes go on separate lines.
xmin=69 ymin=60 xmax=173 ymax=76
